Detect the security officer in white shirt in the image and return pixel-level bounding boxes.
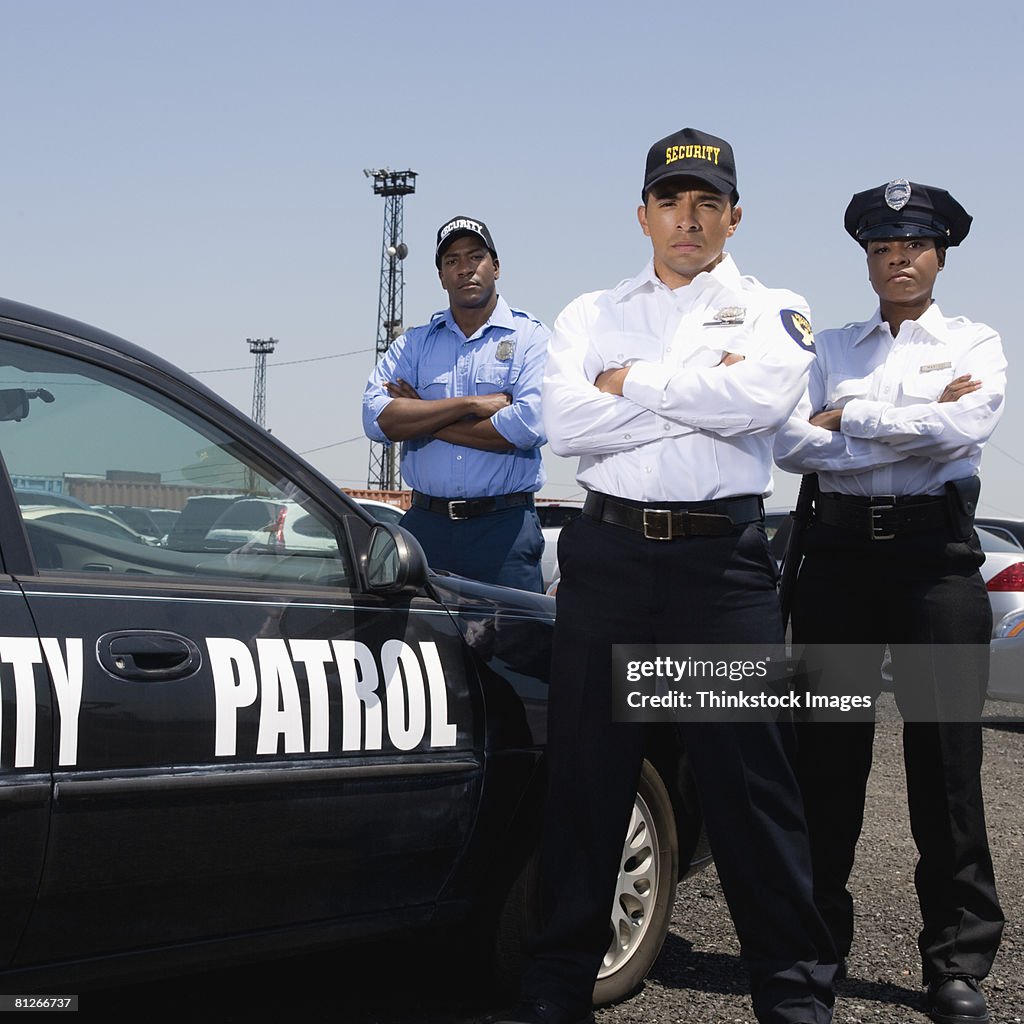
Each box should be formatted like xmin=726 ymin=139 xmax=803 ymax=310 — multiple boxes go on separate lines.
xmin=773 ymin=181 xmax=1006 ymax=1024
xmin=500 ymin=129 xmax=836 ymax=1024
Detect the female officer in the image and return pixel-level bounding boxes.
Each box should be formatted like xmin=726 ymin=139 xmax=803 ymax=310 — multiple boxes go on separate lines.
xmin=773 ymin=180 xmax=1006 ymax=1024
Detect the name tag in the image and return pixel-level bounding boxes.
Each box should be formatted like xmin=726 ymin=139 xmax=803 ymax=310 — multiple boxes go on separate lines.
xmin=919 ymin=361 xmax=952 ymax=373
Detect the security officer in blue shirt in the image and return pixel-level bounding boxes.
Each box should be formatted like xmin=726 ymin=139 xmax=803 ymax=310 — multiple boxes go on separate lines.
xmin=363 ymin=216 xmax=549 ymax=592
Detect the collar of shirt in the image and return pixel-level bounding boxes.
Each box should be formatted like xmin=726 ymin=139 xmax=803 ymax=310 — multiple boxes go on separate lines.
xmin=437 ymin=294 xmax=516 ymax=342
xmin=607 ymin=253 xmax=743 ymax=305
xmin=851 ymin=301 xmax=951 ymax=346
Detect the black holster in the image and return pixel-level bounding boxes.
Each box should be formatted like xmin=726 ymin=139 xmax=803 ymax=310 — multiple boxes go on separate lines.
xmin=944 ymin=476 xmax=981 ymax=541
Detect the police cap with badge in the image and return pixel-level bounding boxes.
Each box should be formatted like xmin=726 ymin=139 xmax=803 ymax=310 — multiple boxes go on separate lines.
xmin=642 ymin=127 xmax=739 ymax=204
xmin=435 ymin=216 xmax=498 ymax=268
xmin=844 ymin=180 xmax=972 ymax=248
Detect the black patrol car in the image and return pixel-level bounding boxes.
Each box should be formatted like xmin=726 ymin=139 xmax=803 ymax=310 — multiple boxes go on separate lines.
xmin=0 ymin=297 xmax=708 ymax=1002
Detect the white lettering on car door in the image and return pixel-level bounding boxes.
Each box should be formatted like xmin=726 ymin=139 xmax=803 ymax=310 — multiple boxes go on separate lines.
xmin=206 ymin=637 xmax=458 ymax=757
xmin=209 ymin=637 xmax=259 ymax=757
xmin=255 ymin=639 xmax=305 ymax=755
xmin=288 ymin=639 xmax=333 ymax=753
xmin=41 ymin=637 xmax=83 ymax=766
xmin=420 ymin=641 xmax=458 ymax=748
xmin=0 ymin=637 xmax=42 ymax=767
xmin=380 ymin=639 xmax=427 ymax=753
xmin=334 ymin=640 xmax=383 ymax=752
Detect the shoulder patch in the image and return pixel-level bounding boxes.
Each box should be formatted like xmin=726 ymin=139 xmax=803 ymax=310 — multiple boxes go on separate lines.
xmin=780 ymin=309 xmax=815 ymax=351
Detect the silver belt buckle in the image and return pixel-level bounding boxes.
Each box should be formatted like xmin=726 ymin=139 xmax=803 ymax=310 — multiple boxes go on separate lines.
xmin=869 ymin=494 xmax=896 ymax=540
xmin=642 ymin=508 xmax=674 ymax=541
xmin=447 ymin=500 xmax=469 ymax=521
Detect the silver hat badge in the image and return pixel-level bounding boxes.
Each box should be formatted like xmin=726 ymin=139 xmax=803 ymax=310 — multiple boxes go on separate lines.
xmin=884 ymin=178 xmax=911 ymax=211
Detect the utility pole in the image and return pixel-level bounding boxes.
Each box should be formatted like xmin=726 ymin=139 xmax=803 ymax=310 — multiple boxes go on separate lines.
xmin=247 ymin=337 xmax=278 ymax=429
xmin=364 ymin=167 xmax=417 ymax=490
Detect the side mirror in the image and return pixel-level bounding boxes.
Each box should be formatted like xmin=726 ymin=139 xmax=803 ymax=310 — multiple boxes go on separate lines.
xmin=0 ymin=388 xmax=55 ymax=422
xmin=0 ymin=389 xmax=30 ymax=422
xmin=365 ymin=523 xmax=428 ymax=596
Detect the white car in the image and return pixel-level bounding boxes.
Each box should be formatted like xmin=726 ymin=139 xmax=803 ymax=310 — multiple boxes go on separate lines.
xmin=535 ymin=500 xmax=584 ymax=590
xmin=355 ymin=497 xmax=407 ymax=525
xmin=202 ymin=497 xmax=339 ymax=553
xmin=19 ymin=504 xmax=157 ymax=546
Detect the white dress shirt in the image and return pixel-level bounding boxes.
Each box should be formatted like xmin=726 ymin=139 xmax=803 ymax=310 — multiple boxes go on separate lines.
xmin=542 ymin=255 xmax=816 ymax=502
xmin=773 ymin=303 xmax=1007 ymax=496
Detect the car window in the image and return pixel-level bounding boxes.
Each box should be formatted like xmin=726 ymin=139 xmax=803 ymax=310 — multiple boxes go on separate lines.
xmin=0 ymin=338 xmax=352 ymax=586
xmin=976 ymin=526 xmax=1022 ymax=554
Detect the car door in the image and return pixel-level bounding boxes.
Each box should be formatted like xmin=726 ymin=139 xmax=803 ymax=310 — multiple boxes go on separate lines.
xmin=0 ymin=325 xmax=483 ymax=967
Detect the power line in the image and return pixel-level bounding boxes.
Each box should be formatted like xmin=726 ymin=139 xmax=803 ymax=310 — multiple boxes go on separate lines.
xmin=986 ymin=440 xmax=1024 ymax=471
xmin=297 ymin=436 xmax=365 ymax=455
xmin=191 ymin=347 xmax=374 ymax=375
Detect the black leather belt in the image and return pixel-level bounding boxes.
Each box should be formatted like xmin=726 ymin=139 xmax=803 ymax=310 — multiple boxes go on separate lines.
xmin=411 ymin=490 xmax=533 ymax=521
xmin=583 ymin=491 xmax=763 ymax=540
xmin=815 ymin=491 xmax=949 ymax=541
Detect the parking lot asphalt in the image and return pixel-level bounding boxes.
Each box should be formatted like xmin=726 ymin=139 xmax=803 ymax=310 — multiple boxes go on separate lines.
xmin=93 ymin=695 xmax=1023 ymax=1024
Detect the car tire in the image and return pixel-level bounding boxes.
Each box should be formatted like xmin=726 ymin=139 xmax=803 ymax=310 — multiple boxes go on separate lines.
xmin=492 ymin=758 xmax=679 ymax=1007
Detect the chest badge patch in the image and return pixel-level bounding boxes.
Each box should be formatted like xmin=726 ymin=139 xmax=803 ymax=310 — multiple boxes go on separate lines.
xmin=780 ymin=309 xmax=815 ymax=350
xmin=920 ymin=361 xmax=953 ymax=373
xmin=703 ymin=306 xmax=746 ymax=327
xmin=495 ymin=339 xmax=516 ymax=361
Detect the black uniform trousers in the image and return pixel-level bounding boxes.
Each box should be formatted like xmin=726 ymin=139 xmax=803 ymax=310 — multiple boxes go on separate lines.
xmin=792 ymin=521 xmax=1004 ymax=984
xmin=522 ymin=511 xmax=836 ymax=1024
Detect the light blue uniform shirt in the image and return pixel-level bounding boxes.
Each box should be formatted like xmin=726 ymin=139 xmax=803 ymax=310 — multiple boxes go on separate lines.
xmin=363 ymin=296 xmax=549 ymax=498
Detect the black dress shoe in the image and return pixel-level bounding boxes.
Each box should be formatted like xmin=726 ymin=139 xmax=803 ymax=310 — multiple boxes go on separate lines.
xmin=486 ymin=999 xmax=595 ymax=1024
xmin=925 ymin=974 xmax=990 ymax=1023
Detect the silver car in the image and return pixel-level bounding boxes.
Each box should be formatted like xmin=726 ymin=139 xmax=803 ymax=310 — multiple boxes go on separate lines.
xmin=979 ymin=526 xmax=1024 ymax=702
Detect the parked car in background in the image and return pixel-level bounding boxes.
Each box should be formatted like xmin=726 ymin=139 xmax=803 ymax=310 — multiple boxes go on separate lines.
xmin=15 ymin=488 xmax=94 ymax=511
xmin=201 ymin=496 xmax=338 ymax=554
xmin=535 ymin=499 xmax=584 ymax=590
xmin=97 ymin=504 xmax=169 ymax=542
xmin=976 ymin=516 xmax=1024 ymax=549
xmin=977 ymin=526 xmax=1024 ymax=702
xmin=0 ymin=295 xmax=709 ymax=1002
xmin=18 ymin=504 xmax=158 ymax=547
xmin=355 ymin=497 xmax=407 ymax=525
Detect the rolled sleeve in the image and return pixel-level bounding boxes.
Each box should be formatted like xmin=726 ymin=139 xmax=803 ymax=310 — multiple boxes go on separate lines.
xmin=490 ymin=323 xmax=549 ymax=450
xmin=361 ymin=332 xmax=417 ymax=443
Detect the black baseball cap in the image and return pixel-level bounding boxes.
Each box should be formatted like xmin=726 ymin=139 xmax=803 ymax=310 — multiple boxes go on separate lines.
xmin=844 ymin=180 xmax=972 ymax=247
xmin=642 ymin=128 xmax=738 ymax=203
xmin=435 ymin=216 xmax=497 ymax=267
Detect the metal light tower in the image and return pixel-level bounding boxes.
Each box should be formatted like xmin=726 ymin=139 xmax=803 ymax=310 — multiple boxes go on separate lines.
xmin=247 ymin=337 xmax=278 ymax=428
xmin=364 ymin=167 xmax=417 ymax=490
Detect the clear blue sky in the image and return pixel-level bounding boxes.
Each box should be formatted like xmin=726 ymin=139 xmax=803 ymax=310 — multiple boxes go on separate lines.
xmin=3 ymin=0 xmax=1022 ymax=514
